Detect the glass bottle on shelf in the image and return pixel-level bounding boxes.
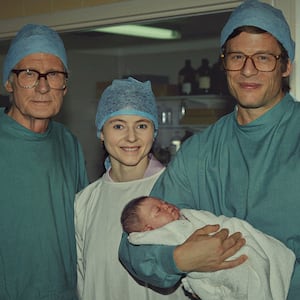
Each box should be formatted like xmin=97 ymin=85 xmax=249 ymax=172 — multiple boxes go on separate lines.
xmin=196 ymin=58 xmax=211 ymax=94
xmin=179 ymin=100 xmax=186 ymax=121
xmin=211 ymin=58 xmax=229 ymax=95
xmin=178 ymin=59 xmax=196 ymax=95
xmin=158 ymin=104 xmax=172 ymax=126
xmin=169 ymin=131 xmax=182 ymax=158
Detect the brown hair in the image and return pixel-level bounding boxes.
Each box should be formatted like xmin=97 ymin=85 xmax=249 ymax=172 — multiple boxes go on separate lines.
xmin=121 ymin=196 xmax=149 ymax=233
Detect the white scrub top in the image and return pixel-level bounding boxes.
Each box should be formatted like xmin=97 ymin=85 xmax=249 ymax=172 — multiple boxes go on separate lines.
xmin=75 ymin=167 xmax=186 ymax=300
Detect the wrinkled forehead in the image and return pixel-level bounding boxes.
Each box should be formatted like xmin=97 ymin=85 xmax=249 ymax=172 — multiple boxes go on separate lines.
xmin=15 ymin=52 xmax=65 ymax=68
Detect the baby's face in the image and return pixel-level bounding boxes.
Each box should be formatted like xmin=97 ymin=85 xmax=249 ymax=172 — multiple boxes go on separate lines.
xmin=139 ymin=197 xmax=180 ymax=231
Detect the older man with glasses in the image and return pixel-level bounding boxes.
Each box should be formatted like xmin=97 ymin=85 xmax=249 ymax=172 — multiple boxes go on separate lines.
xmin=0 ymin=24 xmax=89 ymax=300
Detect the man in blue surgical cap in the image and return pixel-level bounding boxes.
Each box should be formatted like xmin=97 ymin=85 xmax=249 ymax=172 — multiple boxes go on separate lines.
xmin=0 ymin=24 xmax=89 ymax=299
xmin=119 ymin=1 xmax=299 ymax=299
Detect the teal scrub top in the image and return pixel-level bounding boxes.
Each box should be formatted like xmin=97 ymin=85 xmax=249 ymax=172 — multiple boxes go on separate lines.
xmin=0 ymin=108 xmax=89 ymax=300
xmin=119 ymin=94 xmax=300 ymax=300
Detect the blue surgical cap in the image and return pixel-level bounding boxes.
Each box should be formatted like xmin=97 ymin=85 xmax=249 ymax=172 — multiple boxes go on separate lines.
xmin=220 ymin=0 xmax=295 ymax=62
xmin=3 ymin=23 xmax=68 ymax=86
xmin=95 ymin=77 xmax=158 ymax=138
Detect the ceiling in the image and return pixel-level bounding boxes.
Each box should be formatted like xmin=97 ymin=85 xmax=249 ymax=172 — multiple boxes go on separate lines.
xmin=60 ymin=11 xmax=231 ymax=52
xmin=0 ymin=11 xmax=231 ymax=55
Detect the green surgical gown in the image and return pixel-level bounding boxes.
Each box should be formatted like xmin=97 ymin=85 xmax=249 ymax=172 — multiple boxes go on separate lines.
xmin=119 ymin=93 xmax=300 ymax=300
xmin=0 ymin=108 xmax=89 ymax=299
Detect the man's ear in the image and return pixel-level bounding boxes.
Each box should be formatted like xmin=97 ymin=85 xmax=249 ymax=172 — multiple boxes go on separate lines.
xmin=63 ymin=86 xmax=68 ymax=96
xmin=5 ymin=80 xmax=13 ymax=93
xmin=282 ymin=59 xmax=292 ymax=78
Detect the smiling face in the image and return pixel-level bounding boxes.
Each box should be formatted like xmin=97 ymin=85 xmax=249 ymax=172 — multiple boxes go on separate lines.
xmin=100 ymin=114 xmax=155 ymax=171
xmin=138 ymin=197 xmax=181 ymax=231
xmin=224 ymin=31 xmax=291 ymax=124
xmin=5 ymin=53 xmax=67 ymax=132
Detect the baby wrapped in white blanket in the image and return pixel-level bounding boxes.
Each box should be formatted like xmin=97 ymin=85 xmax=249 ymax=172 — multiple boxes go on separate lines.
xmin=129 ymin=208 xmax=295 ymax=300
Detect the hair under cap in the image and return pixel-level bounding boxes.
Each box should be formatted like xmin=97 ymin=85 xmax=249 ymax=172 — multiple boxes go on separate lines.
xmin=3 ymin=23 xmax=68 ymax=86
xmin=95 ymin=77 xmax=158 ymax=138
xmin=220 ymin=0 xmax=295 ymax=62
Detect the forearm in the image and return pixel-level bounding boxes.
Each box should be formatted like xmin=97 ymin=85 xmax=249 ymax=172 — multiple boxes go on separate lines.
xmin=119 ymin=232 xmax=183 ymax=288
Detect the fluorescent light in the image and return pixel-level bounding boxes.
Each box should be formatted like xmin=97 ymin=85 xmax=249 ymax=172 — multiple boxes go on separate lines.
xmin=93 ymin=24 xmax=181 ymax=40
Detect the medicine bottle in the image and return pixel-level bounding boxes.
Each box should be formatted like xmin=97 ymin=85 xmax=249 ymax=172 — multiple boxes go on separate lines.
xmin=197 ymin=58 xmax=211 ymax=94
xmin=178 ymin=59 xmax=196 ymax=95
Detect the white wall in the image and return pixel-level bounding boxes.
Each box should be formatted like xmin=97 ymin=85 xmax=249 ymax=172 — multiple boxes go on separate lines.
xmin=57 ymin=52 xmax=120 ymax=181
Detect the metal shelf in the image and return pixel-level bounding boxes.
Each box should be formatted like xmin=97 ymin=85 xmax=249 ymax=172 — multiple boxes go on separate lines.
xmin=156 ymin=94 xmax=233 ymax=108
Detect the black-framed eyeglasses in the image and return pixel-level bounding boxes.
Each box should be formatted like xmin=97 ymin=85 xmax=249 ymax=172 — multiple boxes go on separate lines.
xmin=221 ymin=52 xmax=281 ymax=72
xmin=11 ymin=69 xmax=68 ymax=90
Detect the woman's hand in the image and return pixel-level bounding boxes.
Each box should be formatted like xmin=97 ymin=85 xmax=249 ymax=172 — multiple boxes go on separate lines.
xmin=173 ymin=224 xmax=247 ymax=272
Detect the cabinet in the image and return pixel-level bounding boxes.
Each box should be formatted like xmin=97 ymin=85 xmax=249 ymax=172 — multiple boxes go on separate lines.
xmin=154 ymin=94 xmax=235 ymax=164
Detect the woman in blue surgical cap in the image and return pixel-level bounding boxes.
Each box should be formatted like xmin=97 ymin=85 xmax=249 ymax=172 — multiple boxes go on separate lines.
xmin=119 ymin=1 xmax=299 ymax=300
xmin=0 ymin=24 xmax=89 ymax=299
xmin=75 ymin=77 xmax=186 ymax=300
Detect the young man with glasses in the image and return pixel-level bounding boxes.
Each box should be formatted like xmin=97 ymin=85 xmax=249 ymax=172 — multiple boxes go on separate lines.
xmin=119 ymin=1 xmax=299 ymax=299
xmin=0 ymin=24 xmax=89 ymax=299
